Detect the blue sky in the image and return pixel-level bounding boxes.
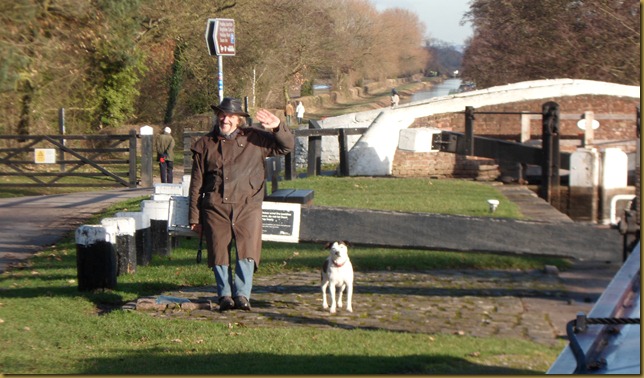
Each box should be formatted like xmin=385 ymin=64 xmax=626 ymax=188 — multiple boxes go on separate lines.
xmin=369 ymin=0 xmax=473 ymax=46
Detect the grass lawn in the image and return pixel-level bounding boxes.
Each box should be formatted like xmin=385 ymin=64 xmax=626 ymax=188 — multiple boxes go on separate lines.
xmin=0 ymin=178 xmax=569 ymax=374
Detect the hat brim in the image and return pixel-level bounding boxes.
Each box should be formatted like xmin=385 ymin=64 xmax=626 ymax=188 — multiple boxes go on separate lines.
xmin=211 ymin=105 xmax=250 ymax=118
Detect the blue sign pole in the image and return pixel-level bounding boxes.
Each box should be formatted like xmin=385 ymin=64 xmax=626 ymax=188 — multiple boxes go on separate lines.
xmin=218 ymin=55 xmax=224 ymax=102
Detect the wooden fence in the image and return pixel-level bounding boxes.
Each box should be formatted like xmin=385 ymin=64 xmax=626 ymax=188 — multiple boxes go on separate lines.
xmin=0 ymin=130 xmax=138 ymax=188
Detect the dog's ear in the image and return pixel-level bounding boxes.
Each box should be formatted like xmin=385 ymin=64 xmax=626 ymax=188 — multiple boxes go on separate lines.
xmin=342 ymin=240 xmax=352 ymax=247
xmin=324 ymin=242 xmax=333 ymax=249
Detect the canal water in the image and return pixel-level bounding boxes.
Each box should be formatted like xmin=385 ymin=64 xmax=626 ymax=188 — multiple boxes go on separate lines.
xmin=411 ymin=78 xmax=462 ymax=102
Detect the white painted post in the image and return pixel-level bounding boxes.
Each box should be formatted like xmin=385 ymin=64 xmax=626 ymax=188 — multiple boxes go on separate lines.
xmin=520 ymin=112 xmax=531 ymax=143
xmin=600 ymin=148 xmax=630 ymax=225
xmin=140 ymin=125 xmax=154 ymax=187
xmin=569 ymin=148 xmax=599 ymax=222
xmin=182 ymin=174 xmax=191 ymax=197
xmin=101 ymin=217 xmax=137 ymax=275
xmin=116 ymin=211 xmax=152 ymax=266
xmin=141 ymin=200 xmax=171 ymax=256
xmin=582 ymin=111 xmax=595 ymax=147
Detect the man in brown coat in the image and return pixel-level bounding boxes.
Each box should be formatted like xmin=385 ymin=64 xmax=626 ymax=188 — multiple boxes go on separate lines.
xmin=188 ymin=98 xmax=294 ymax=311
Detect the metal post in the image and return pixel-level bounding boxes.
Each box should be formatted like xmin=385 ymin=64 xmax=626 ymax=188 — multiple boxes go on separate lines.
xmin=217 ymin=55 xmax=224 ymax=102
xmin=307 ymin=120 xmax=322 ymax=177
xmin=284 ymin=152 xmax=295 ymax=180
xmin=464 ymin=106 xmax=475 ymax=156
xmin=540 ymin=101 xmax=559 ymax=203
xmin=58 ymin=108 xmax=65 ymax=172
xmin=338 ymin=128 xmax=349 ymax=176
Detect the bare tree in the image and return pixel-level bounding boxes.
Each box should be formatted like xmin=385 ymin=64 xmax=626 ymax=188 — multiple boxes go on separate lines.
xmin=461 ymin=0 xmax=640 ymax=88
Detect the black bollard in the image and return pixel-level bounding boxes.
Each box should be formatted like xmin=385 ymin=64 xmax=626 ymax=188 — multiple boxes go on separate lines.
xmin=75 ymin=225 xmax=117 ymax=291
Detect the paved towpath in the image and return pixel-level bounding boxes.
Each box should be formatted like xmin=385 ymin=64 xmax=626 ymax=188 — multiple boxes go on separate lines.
xmin=0 ymin=187 xmax=153 ymax=274
xmin=129 ymin=261 xmax=621 ymax=347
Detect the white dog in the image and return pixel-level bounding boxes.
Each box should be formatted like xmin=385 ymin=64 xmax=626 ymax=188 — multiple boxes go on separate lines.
xmin=321 ymin=241 xmax=353 ymax=314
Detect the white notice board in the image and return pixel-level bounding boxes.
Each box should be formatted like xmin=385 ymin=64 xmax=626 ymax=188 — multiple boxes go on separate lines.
xmin=34 ymin=148 xmax=56 ymax=164
xmin=261 ymin=201 xmax=301 ymax=243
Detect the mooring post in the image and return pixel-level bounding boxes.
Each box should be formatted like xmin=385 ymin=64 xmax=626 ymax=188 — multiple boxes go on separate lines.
xmin=338 ymin=128 xmax=350 ymax=176
xmin=284 ymin=151 xmax=295 ymax=181
xmin=540 ymin=101 xmax=560 ymax=203
xmin=307 ymin=120 xmax=322 ymax=177
xmin=464 ymin=106 xmax=475 ymax=156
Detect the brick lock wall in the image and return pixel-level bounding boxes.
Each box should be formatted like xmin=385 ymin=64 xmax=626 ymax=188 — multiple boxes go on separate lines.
xmin=392 ymin=94 xmax=639 ymax=179
xmin=392 ymin=149 xmax=499 ymax=180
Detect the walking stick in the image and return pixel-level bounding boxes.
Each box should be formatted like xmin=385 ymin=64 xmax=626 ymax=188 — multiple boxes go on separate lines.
xmin=196 ymin=194 xmax=204 ymax=264
xmin=196 ymin=229 xmax=203 ymax=264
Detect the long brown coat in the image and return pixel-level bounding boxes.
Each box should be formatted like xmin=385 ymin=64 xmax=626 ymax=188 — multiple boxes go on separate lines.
xmin=188 ymin=123 xmax=294 ymax=268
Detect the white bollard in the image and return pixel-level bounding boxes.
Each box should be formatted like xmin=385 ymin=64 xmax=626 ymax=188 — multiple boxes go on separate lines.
xmin=141 ymin=200 xmax=171 ymax=256
xmin=116 ymin=211 xmax=152 ymax=266
xmin=101 ymin=217 xmax=136 ymax=275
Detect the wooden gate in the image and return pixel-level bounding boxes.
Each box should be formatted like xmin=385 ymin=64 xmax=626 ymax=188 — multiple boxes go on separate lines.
xmin=0 ymin=130 xmax=138 ymax=188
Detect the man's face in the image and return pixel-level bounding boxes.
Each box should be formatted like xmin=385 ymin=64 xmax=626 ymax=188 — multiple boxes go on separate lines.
xmin=219 ymin=113 xmax=241 ymax=136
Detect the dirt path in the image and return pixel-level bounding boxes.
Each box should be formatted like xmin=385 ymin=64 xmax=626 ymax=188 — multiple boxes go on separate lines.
xmin=304 ymin=81 xmax=433 ymax=120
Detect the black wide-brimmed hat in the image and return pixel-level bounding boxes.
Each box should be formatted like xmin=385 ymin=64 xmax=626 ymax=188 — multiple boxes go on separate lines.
xmin=211 ymin=97 xmax=250 ymax=117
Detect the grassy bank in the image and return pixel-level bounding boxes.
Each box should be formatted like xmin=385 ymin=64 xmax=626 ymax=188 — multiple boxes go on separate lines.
xmin=0 ymin=178 xmax=570 ymax=374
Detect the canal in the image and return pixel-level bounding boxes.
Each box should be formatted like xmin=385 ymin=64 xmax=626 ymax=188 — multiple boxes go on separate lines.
xmin=411 ymin=78 xmax=462 ymax=102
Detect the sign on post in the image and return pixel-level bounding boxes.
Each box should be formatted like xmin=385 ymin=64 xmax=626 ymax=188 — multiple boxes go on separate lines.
xmin=205 ymin=18 xmax=236 ymax=56
xmin=205 ymin=18 xmax=236 ymax=102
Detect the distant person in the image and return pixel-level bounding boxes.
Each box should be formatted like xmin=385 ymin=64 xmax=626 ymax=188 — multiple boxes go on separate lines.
xmin=390 ymin=89 xmax=400 ymax=108
xmin=296 ymin=101 xmax=305 ymax=125
xmin=155 ymin=126 xmax=175 ymax=183
xmin=285 ymin=101 xmax=295 ymax=127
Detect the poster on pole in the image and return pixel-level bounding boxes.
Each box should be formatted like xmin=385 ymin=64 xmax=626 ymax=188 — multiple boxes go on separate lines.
xmin=205 ymin=18 xmax=236 ymax=56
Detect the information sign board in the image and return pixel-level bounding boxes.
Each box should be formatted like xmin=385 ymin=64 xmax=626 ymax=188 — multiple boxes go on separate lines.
xmin=261 ymin=201 xmax=301 ymax=243
xmin=34 ymin=148 xmax=56 ymax=164
xmin=205 ymin=18 xmax=236 ymax=56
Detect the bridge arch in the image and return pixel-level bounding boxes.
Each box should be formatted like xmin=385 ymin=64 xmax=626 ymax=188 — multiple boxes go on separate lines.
xmin=317 ymin=78 xmax=639 ymax=177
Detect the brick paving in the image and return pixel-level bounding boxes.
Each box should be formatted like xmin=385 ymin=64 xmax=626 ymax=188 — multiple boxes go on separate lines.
xmin=125 ymin=263 xmax=619 ymax=347
xmin=123 ymin=183 xmax=622 ymax=347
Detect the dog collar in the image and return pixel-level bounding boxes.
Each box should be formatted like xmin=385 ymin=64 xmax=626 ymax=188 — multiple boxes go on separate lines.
xmin=333 ymin=260 xmax=346 ymax=268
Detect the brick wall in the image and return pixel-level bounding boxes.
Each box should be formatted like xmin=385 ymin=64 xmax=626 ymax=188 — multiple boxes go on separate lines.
xmin=392 ymin=94 xmax=639 ymax=179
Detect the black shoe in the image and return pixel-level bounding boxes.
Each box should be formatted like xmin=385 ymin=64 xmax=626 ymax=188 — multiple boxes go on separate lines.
xmin=218 ymin=296 xmax=235 ymax=312
xmin=234 ymin=296 xmax=252 ymax=311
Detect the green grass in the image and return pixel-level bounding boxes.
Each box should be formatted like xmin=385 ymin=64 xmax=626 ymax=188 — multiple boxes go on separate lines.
xmin=0 ymin=178 xmax=569 ymax=374
xmin=278 ymin=176 xmax=524 ymax=218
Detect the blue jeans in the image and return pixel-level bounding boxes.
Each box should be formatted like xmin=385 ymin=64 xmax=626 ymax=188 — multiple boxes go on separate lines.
xmin=213 ymin=256 xmax=255 ymax=299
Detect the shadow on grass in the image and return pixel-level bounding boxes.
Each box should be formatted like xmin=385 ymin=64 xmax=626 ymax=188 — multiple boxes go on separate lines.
xmin=80 ymin=350 xmax=540 ymax=375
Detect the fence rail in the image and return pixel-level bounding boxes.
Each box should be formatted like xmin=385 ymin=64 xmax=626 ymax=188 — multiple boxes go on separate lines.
xmin=0 ymin=131 xmax=138 ymax=188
